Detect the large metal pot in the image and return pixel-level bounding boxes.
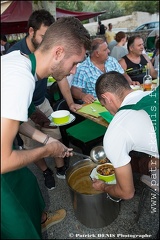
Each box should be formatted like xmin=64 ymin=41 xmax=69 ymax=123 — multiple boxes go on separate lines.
xmin=66 ymin=159 xmax=120 ymax=228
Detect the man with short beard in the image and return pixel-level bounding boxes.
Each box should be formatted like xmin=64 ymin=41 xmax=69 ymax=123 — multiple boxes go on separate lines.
xmin=7 ymin=10 xmax=82 ymax=190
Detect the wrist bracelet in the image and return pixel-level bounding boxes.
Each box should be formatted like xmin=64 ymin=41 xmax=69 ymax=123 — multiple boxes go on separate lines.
xmin=43 ymin=134 xmax=50 ymax=145
xmin=106 ymin=193 xmax=121 ymax=202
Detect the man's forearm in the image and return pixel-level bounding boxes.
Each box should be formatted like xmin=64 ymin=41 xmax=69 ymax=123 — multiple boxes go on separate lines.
xmin=101 ymin=182 xmax=124 ymax=199
xmin=71 ymin=86 xmax=85 ymax=100
xmin=58 ymin=78 xmax=75 ymax=107
xmin=61 ymin=87 xmax=74 ymax=107
xmin=123 ymin=73 xmax=133 ymax=85
xmin=19 ymin=122 xmax=47 ymax=144
xmin=93 ymin=180 xmax=135 ymax=200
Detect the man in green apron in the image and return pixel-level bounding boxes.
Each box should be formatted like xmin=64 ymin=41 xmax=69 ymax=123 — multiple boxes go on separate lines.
xmin=1 ymin=17 xmax=91 ymax=239
xmin=92 ymin=71 xmax=159 ymax=200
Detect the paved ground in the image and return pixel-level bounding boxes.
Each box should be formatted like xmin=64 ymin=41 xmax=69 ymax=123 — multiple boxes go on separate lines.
xmin=28 ymin=145 xmax=159 ymax=239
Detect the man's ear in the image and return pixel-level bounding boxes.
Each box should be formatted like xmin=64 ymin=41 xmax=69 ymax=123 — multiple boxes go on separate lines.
xmin=101 ymin=93 xmax=111 ymax=103
xmin=55 ymin=46 xmax=64 ymax=60
xmin=28 ymin=27 xmax=34 ymax=37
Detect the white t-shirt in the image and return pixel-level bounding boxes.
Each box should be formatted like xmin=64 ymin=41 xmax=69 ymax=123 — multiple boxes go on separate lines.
xmin=1 ymin=50 xmax=35 ymax=122
xmin=1 ymin=44 xmax=5 ymax=51
xmin=103 ymin=90 xmax=159 ymax=168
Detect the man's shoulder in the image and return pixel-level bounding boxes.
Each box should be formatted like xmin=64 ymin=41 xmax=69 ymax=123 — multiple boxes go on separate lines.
xmin=7 ymin=37 xmax=29 ymax=54
xmin=107 ymin=56 xmax=119 ymax=63
xmin=3 ymin=50 xmax=20 ymax=59
xmin=78 ymin=57 xmax=90 ymax=68
xmin=120 ymin=54 xmax=129 ymax=61
xmin=123 ymin=54 xmax=147 ymax=63
xmin=108 ymin=40 xmax=117 ymax=46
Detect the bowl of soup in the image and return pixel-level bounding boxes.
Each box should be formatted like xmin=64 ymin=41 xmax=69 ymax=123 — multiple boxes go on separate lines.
xmin=96 ymin=163 xmax=115 ymax=182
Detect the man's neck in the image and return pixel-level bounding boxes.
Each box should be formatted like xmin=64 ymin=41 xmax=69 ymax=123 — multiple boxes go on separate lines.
xmin=91 ymin=56 xmax=105 ymax=65
xmin=26 ymin=36 xmax=36 ymax=53
xmin=128 ymin=52 xmax=141 ymax=60
xmin=91 ymin=56 xmax=106 ymax=72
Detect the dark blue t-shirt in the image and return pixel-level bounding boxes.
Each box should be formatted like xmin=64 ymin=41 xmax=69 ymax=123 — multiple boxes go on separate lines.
xmin=7 ymin=37 xmax=47 ymax=106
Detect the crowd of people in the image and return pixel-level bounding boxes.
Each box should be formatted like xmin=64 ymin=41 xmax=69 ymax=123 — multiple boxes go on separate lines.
xmin=1 ymin=10 xmax=159 ymax=239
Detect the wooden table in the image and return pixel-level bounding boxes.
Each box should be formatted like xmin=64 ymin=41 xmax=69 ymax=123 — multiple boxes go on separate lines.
xmin=75 ymin=82 xmax=158 ymax=128
xmin=76 ymin=104 xmax=110 ymax=128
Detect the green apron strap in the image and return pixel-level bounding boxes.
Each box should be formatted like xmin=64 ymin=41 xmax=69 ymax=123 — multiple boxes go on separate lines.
xmin=27 ymin=53 xmax=37 ymax=119
xmin=117 ymin=86 xmax=159 ymax=153
xmin=28 ymin=53 xmax=36 ymax=76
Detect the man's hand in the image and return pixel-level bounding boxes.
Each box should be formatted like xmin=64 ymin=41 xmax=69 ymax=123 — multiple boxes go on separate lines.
xmin=81 ymin=93 xmax=96 ymax=104
xmin=92 ymin=178 xmax=106 ymax=191
xmin=46 ymin=138 xmax=73 ymax=158
xmin=69 ymin=102 xmax=82 ymax=112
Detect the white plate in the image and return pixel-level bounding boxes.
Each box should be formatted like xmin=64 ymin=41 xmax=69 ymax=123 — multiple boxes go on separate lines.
xmin=47 ymin=82 xmax=54 ymax=87
xmin=130 ymin=85 xmax=141 ymax=90
xmin=152 ymin=79 xmax=157 ymax=84
xmin=90 ymin=168 xmax=116 ymax=184
xmin=49 ymin=114 xmax=76 ymax=127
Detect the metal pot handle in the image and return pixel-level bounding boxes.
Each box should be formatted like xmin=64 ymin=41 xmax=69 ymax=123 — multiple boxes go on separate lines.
xmin=106 ymin=193 xmax=122 ymax=202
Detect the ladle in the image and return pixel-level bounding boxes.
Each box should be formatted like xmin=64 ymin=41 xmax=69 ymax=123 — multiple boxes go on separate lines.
xmin=72 ymin=146 xmax=107 ymax=164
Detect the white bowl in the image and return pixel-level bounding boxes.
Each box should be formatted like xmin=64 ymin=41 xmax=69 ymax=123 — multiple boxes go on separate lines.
xmin=51 ymin=110 xmax=70 ymax=124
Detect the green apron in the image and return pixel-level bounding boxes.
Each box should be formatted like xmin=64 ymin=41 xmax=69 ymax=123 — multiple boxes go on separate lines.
xmin=1 ymin=169 xmax=45 ymax=239
xmin=1 ymin=53 xmax=45 ymax=239
xmin=118 ymin=86 xmax=159 ymax=154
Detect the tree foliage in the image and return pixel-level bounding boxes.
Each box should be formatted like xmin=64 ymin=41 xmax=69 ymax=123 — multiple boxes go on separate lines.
xmin=56 ymin=1 xmax=85 ymax=11
xmin=133 ymin=1 xmax=159 ymax=14
xmin=94 ymin=1 xmax=125 ymax=20
xmin=33 ymin=1 xmax=159 ymax=17
xmin=118 ymin=1 xmax=159 ymax=15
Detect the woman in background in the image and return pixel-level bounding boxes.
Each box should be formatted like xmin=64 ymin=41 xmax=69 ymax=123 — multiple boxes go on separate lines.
xmin=110 ymin=31 xmax=128 ymax=61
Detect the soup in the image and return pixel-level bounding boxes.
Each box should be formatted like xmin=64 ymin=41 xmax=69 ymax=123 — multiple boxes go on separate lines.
xmin=68 ymin=165 xmax=102 ymax=195
xmin=97 ymin=164 xmax=115 ymax=176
